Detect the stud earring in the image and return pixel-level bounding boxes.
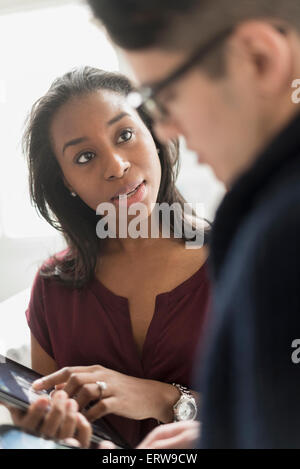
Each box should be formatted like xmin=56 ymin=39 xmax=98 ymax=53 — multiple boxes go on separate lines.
xmin=70 ymin=191 xmax=77 ymax=197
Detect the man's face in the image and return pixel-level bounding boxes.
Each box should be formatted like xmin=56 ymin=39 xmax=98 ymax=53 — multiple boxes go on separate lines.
xmin=122 ymin=24 xmax=296 ymax=186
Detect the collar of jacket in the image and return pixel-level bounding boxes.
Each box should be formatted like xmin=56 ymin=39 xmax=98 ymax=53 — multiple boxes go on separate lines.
xmin=209 ymin=111 xmax=300 ymax=281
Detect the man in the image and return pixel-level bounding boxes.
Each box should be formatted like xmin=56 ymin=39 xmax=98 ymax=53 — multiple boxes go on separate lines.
xmin=87 ymin=1 xmax=300 ymax=448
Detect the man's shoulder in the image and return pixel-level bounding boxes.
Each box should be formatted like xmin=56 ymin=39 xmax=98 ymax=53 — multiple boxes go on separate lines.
xmin=218 ymin=176 xmax=300 ymax=298
xmin=235 ymin=163 xmax=300 ymax=249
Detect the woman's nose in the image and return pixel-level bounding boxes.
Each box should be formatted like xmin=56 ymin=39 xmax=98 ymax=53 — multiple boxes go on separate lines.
xmin=103 ymin=152 xmax=131 ymax=180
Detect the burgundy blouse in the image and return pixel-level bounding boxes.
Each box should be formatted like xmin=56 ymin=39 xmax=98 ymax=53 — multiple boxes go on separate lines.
xmin=25 ymin=253 xmax=211 ymax=447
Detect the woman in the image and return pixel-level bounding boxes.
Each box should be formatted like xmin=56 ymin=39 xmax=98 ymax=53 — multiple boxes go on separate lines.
xmin=12 ymin=67 xmax=210 ymax=447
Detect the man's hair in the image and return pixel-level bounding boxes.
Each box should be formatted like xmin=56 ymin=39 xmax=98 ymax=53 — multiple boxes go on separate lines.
xmin=88 ymin=0 xmax=199 ymax=50
xmin=88 ymin=0 xmax=300 ymax=50
xmin=88 ymin=0 xmax=300 ymax=75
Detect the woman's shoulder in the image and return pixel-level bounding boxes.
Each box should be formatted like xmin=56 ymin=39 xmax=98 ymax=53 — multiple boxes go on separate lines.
xmin=40 ymin=247 xmax=70 ymax=270
xmin=33 ymin=248 xmax=72 ymax=291
xmin=29 ymin=248 xmax=92 ymax=317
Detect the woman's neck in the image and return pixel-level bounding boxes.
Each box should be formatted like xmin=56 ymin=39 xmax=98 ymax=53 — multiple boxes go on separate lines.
xmin=103 ymin=235 xmax=183 ymax=257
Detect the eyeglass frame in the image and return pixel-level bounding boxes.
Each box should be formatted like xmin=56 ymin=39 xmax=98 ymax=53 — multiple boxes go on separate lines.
xmin=127 ymin=26 xmax=235 ymax=122
xmin=127 ymin=24 xmax=287 ymax=122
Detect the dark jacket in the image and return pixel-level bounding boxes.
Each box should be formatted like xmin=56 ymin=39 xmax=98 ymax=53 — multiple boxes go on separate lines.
xmin=197 ymin=112 xmax=300 ymax=448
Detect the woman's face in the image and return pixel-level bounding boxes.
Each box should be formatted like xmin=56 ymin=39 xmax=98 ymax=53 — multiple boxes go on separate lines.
xmin=50 ymin=90 xmax=161 ymax=217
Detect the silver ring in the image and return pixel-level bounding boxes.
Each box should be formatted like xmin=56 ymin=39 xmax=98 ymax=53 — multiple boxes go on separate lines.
xmin=96 ymin=381 xmax=107 ymax=394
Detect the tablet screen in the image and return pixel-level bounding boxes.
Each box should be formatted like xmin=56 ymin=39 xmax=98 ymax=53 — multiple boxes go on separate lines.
xmin=0 ymin=427 xmax=73 ymax=449
xmin=0 ymin=354 xmax=49 ymax=406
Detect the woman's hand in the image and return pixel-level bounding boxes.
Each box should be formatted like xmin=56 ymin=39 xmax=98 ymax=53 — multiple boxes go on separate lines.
xmin=32 ymin=365 xmax=181 ymax=423
xmin=6 ymin=390 xmax=92 ymax=448
xmin=98 ymin=421 xmax=201 ymax=449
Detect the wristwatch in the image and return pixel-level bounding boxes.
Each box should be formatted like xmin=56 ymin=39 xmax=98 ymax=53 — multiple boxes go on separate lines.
xmin=172 ymin=383 xmax=197 ymax=422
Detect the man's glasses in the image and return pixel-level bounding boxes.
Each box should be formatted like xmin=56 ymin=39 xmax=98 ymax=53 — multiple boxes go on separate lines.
xmin=127 ymin=24 xmax=287 ymax=123
xmin=127 ymin=26 xmax=235 ymax=123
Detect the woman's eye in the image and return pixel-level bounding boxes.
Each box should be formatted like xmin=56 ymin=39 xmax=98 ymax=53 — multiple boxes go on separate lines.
xmin=76 ymin=152 xmax=95 ymax=165
xmin=117 ymin=129 xmax=133 ymax=144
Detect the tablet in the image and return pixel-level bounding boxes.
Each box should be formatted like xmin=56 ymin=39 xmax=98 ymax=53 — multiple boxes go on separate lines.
xmin=0 ymin=424 xmax=78 ymax=449
xmin=0 ymin=354 xmax=131 ymax=448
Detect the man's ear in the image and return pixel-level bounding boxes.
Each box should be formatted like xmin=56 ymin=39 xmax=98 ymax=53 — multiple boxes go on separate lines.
xmin=232 ymin=21 xmax=293 ymax=97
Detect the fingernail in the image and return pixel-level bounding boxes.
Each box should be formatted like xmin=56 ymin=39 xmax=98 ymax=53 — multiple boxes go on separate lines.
xmin=67 ymin=400 xmax=78 ymax=412
xmin=55 ymin=390 xmax=67 ymax=399
xmin=32 ymin=379 xmax=43 ymax=389
xmin=35 ymin=400 xmax=49 ymax=410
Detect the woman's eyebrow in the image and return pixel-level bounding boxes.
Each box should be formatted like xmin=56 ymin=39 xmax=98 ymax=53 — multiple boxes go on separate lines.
xmin=107 ymin=112 xmax=130 ymax=126
xmin=62 ymin=113 xmax=130 ymax=154
xmin=62 ymin=137 xmax=89 ymax=155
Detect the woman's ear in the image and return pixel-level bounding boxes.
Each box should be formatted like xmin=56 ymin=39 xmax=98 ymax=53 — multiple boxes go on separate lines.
xmin=63 ymin=176 xmax=76 ymax=196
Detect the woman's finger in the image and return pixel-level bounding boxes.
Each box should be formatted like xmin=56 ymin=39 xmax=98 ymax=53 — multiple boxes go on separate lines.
xmin=63 ymin=373 xmax=105 ymax=398
xmin=7 ymin=406 xmax=26 ymax=425
xmin=75 ymin=412 xmax=92 ymax=448
xmin=32 ymin=366 xmax=98 ymax=391
xmin=39 ymin=391 xmax=68 ymax=438
xmin=55 ymin=383 xmax=67 ymax=390
xmin=82 ymin=397 xmax=115 ymax=422
xmin=56 ymin=400 xmax=78 ymax=441
xmin=98 ymin=440 xmax=117 ymax=449
xmin=74 ymin=383 xmax=107 ymax=410
xmin=61 ymin=437 xmax=81 ymax=448
xmin=50 ymin=383 xmax=67 ymax=398
xmin=19 ymin=398 xmax=50 ymax=432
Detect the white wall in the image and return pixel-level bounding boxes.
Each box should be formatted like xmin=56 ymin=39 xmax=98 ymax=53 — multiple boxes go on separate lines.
xmin=0 ymin=236 xmax=66 ymax=301
xmin=0 ymin=0 xmax=83 ymax=15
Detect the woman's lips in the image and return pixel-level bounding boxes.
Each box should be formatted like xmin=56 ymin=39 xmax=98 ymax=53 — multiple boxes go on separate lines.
xmin=111 ymin=181 xmax=147 ymax=207
xmin=111 ymin=180 xmax=143 ymax=199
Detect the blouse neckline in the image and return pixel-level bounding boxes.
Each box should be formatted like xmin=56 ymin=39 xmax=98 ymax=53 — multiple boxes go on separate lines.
xmin=89 ymin=260 xmax=208 ymax=373
xmin=90 ymin=260 xmax=208 ymax=308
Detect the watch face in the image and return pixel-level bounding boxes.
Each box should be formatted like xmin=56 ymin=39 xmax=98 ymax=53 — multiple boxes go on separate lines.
xmin=177 ymin=398 xmax=197 ymax=421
